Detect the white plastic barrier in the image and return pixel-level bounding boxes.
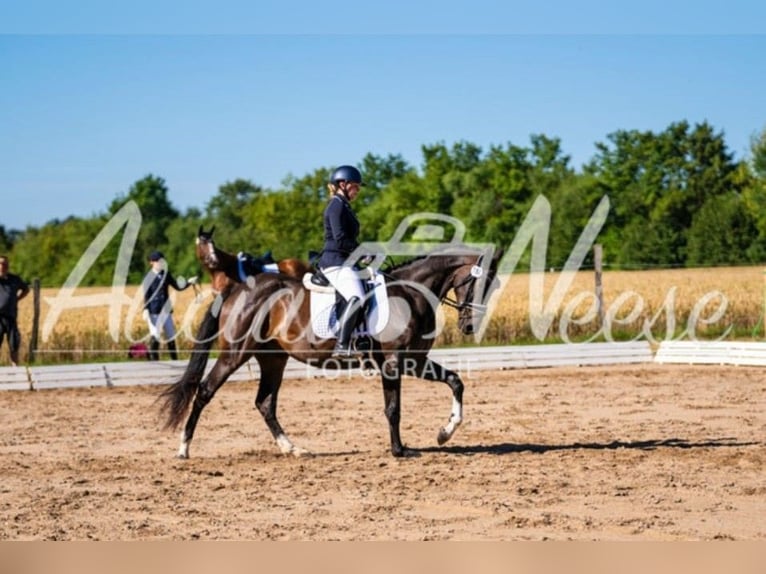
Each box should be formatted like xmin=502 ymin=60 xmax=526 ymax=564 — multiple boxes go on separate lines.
xmin=654 ymin=340 xmax=766 ymax=366
xmin=1 ymin=341 xmax=657 ymax=391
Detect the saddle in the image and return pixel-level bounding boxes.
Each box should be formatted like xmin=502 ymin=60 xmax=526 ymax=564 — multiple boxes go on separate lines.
xmin=237 ymin=251 xmax=277 ymax=281
xmin=302 ymin=268 xmax=389 ymax=340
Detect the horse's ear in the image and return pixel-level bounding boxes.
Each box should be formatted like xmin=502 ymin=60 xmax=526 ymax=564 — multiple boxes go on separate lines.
xmin=198 ymin=225 xmax=203 ymax=236
xmin=210 ymin=225 xmax=215 ymax=236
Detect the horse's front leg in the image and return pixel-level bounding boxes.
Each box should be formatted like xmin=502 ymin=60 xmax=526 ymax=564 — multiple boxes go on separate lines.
xmin=417 ymin=357 xmax=464 ymax=446
xmin=380 ymin=357 xmax=409 ymax=457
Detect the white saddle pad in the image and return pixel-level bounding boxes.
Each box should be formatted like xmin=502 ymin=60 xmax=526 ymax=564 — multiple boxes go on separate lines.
xmin=308 ymin=272 xmax=390 ymax=339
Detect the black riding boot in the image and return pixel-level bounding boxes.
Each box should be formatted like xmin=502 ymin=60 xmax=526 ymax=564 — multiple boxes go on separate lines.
xmin=168 ymin=340 xmax=178 ymax=360
xmin=149 ymin=337 xmax=160 ymax=361
xmin=332 ymin=296 xmax=363 ymax=359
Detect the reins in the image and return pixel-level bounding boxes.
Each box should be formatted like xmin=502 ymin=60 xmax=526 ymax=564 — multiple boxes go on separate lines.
xmin=382 ymin=255 xmax=489 ymax=313
xmin=440 ymin=271 xmax=488 ymax=312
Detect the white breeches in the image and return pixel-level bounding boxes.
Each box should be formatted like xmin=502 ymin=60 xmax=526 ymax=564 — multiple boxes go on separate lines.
xmin=321 ymin=266 xmax=365 ymax=302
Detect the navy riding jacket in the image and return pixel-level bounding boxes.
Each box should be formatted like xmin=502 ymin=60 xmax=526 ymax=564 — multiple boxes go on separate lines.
xmin=318 ymin=194 xmax=360 ymax=268
xmin=0 ymin=274 xmax=29 ymax=319
xmin=143 ymin=270 xmax=188 ymax=314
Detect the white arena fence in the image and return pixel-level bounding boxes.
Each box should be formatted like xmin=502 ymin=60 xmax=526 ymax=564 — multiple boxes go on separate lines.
xmin=1 ymin=340 xmax=764 ymax=392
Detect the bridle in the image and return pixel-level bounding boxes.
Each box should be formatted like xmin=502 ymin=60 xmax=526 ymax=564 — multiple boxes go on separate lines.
xmin=196 ymin=233 xmax=219 ymax=267
xmin=440 ymin=259 xmax=489 ymax=313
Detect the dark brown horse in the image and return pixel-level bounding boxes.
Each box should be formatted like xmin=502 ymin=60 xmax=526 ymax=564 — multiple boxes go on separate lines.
xmin=195 ymin=225 xmax=311 ymax=292
xmin=159 ymin=245 xmax=502 ymax=458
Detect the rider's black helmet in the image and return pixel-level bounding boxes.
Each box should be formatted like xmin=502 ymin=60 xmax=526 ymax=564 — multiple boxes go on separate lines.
xmin=329 ymin=165 xmax=365 ymax=186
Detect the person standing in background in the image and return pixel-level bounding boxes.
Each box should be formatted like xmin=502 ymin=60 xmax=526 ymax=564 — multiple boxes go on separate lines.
xmin=142 ymin=251 xmax=196 ymax=360
xmin=0 ymin=255 xmax=30 ymax=367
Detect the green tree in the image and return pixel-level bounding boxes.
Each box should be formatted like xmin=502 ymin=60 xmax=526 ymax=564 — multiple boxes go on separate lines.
xmin=588 ymin=121 xmax=745 ymax=267
xmin=421 ymin=141 xmax=482 ymax=214
xmin=750 ymin=125 xmax=766 ymax=179
xmin=547 ymin=173 xmax=609 ymax=269
xmin=108 ymin=174 xmax=180 ymax=281
xmin=687 ymin=192 xmax=757 ymax=266
xmin=162 ymin=207 xmax=205 ymax=281
xmin=204 ymin=179 xmax=264 ymax=249
xmin=359 ymin=153 xmax=413 ymax=197
xmin=0 ymin=225 xmax=15 ymax=254
xmin=742 ymin=130 xmax=766 ymax=261
xmin=11 ymin=216 xmax=111 ymax=287
xmin=243 ymin=169 xmax=329 ymax=261
xmin=450 ymin=136 xmax=573 ymax=254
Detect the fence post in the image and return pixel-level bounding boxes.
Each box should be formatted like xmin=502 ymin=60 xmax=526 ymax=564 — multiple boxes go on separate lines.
xmin=28 ymin=278 xmax=41 ymax=364
xmin=594 ymin=245 xmax=604 ymax=328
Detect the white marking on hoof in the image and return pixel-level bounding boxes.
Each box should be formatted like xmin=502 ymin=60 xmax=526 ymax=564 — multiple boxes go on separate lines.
xmin=177 ymin=438 xmax=190 ymax=459
xmin=438 ymin=398 xmax=463 ymax=445
xmin=275 ymin=434 xmax=312 ymax=457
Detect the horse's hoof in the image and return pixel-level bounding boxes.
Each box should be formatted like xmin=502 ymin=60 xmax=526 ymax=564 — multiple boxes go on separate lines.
xmin=437 ymin=428 xmax=452 ymax=445
xmin=290 ymin=447 xmax=312 ymax=458
xmin=392 ymin=446 xmax=420 ymax=458
xmin=176 ymin=453 xmax=189 ymax=460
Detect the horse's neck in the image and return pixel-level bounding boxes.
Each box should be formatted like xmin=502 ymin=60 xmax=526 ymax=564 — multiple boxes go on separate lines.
xmin=212 ymin=249 xmax=239 ymax=276
xmin=398 ymin=258 xmax=459 ymax=295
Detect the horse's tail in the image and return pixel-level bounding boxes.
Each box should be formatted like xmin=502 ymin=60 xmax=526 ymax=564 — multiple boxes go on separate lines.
xmin=157 ymin=298 xmax=221 ymax=430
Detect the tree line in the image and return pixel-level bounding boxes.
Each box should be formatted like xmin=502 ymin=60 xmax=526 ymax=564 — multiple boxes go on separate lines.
xmin=3 ymin=120 xmax=766 ymax=287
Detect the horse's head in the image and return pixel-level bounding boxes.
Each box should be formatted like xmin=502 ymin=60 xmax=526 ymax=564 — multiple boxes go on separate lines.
xmin=450 ymin=248 xmax=503 ymax=335
xmin=196 ymin=225 xmax=219 ymax=269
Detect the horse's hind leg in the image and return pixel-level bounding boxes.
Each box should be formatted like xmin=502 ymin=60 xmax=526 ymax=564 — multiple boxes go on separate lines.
xmin=254 ymin=351 xmax=308 ymax=456
xmin=178 ymin=355 xmax=244 ymax=458
xmin=413 ymin=357 xmax=464 ymax=446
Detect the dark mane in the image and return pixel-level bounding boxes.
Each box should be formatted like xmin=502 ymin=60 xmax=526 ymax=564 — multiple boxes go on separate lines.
xmin=384 ymin=245 xmax=486 ymax=274
xmin=384 ymin=254 xmax=430 ymax=273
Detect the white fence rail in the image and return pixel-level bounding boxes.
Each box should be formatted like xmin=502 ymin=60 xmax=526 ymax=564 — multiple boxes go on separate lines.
xmin=654 ymin=341 xmax=766 ymax=367
xmin=1 ymin=340 xmax=763 ymax=391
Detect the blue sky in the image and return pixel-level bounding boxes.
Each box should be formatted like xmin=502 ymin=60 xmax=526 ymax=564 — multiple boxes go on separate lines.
xmin=1 ymin=1 xmax=765 ymax=230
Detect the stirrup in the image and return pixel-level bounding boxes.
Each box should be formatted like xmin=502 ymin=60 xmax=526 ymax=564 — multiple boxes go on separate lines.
xmin=331 ymin=343 xmax=362 ymax=359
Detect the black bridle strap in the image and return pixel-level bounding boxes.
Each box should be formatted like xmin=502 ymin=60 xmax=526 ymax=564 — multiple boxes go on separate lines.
xmin=440 ymin=266 xmax=487 ymax=311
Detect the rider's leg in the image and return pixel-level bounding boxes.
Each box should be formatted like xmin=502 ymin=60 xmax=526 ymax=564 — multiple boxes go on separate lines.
xmin=322 ymin=266 xmax=366 ymax=357
xmin=333 ymin=296 xmax=363 ymax=357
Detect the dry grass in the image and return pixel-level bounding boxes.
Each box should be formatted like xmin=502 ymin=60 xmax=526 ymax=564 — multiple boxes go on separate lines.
xmin=3 ymin=266 xmax=766 ymax=365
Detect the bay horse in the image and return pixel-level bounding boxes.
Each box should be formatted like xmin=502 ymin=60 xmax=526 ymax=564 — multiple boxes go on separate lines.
xmin=159 ymin=245 xmax=502 ymax=457
xmin=195 ymin=225 xmax=311 ymax=292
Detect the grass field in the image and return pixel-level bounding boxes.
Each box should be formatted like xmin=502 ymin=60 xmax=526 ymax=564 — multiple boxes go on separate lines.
xmin=4 ymin=266 xmax=765 ymax=365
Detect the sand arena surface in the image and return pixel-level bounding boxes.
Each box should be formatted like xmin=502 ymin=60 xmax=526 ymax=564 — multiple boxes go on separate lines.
xmin=1 ymin=363 xmax=764 ymax=540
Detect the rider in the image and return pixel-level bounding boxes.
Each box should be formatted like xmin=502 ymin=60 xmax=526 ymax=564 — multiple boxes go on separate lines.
xmin=318 ymin=165 xmax=367 ymax=358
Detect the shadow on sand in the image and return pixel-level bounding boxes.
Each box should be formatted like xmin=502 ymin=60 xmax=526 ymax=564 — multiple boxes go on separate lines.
xmin=416 ymin=437 xmax=760 ymax=456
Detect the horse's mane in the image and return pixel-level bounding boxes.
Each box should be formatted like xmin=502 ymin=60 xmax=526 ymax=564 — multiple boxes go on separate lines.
xmin=384 ymin=254 xmax=430 ymax=274
xmin=384 ymin=245 xmax=486 ymax=274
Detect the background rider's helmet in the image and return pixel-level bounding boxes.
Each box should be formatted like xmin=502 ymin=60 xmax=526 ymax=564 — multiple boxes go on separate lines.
xmin=329 ymin=165 xmax=365 ymax=186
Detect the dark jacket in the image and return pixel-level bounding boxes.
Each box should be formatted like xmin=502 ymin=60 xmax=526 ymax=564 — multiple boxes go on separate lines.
xmin=318 ymin=194 xmax=360 ymax=268
xmin=0 ymin=274 xmax=29 ymax=319
xmin=143 ymin=270 xmax=188 ymax=315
